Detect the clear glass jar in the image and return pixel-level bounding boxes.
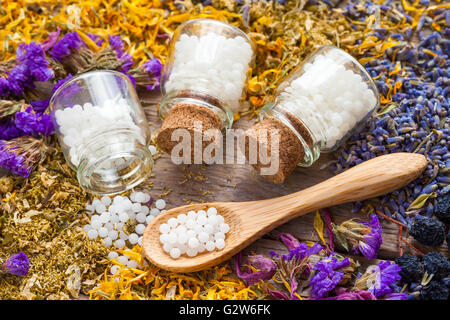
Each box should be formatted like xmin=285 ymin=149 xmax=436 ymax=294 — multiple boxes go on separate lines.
xmin=259 ymin=45 xmax=380 ymax=167
xmin=157 ymin=19 xmax=255 ymax=157
xmin=50 ymin=70 xmax=153 ymax=195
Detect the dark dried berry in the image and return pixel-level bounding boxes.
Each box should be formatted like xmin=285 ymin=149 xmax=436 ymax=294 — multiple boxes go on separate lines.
xmin=409 ymin=218 xmax=445 ymax=246
xmin=435 ymin=193 xmax=450 ymax=224
xmin=423 ymin=252 xmax=450 ymax=279
xmin=420 ymin=280 xmax=449 ymax=300
xmin=395 ymin=254 xmax=423 ymax=282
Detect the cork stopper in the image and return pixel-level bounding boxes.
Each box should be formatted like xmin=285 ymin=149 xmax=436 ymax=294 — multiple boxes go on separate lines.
xmin=156 ymin=103 xmax=223 ymax=162
xmin=244 ymin=112 xmax=314 ymax=184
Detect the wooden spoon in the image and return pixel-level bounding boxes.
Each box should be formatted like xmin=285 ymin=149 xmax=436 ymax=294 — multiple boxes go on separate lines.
xmin=143 ymin=153 xmax=427 ymax=272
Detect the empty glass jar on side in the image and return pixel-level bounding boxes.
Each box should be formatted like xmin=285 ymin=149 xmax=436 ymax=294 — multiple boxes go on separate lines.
xmin=157 ymin=19 xmax=255 ymax=159
xmin=246 ymin=45 xmax=380 ymax=183
xmin=50 ymin=70 xmax=153 ymax=195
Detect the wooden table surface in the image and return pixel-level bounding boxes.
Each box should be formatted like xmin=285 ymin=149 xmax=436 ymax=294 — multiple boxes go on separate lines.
xmin=140 ymin=91 xmax=448 ymax=262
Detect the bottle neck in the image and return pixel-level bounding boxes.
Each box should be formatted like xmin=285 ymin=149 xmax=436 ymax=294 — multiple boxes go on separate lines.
xmin=77 ymin=128 xmax=153 ymax=195
xmin=159 ymin=89 xmax=234 ymax=132
xmin=261 ymin=104 xmax=322 ymax=167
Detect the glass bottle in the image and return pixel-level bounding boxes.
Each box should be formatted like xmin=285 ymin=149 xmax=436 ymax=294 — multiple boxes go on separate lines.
xmin=50 ymin=70 xmax=153 ymax=195
xmin=246 ymin=46 xmax=379 ymax=183
xmin=157 ymin=18 xmax=255 ymax=158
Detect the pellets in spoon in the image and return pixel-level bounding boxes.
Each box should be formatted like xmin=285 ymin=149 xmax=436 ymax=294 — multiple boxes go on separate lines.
xmin=159 ymin=207 xmax=229 ymax=259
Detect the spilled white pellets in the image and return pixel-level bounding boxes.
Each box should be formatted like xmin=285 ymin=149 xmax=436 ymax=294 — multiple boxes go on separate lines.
xmin=83 ymin=191 xmax=167 ymax=250
xmin=159 ymin=207 xmax=229 ymax=259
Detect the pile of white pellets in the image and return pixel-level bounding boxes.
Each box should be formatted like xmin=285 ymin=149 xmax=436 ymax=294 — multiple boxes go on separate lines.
xmin=83 ymin=191 xmax=167 ymax=249
xmin=54 ymin=98 xmax=145 ymax=167
xmin=278 ymin=51 xmax=377 ymax=149
xmin=159 ymin=207 xmax=229 ymax=259
xmin=165 ymin=33 xmax=253 ymax=113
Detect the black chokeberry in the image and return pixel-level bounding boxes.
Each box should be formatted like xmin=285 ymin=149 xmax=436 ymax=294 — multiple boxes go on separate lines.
xmin=423 ymin=252 xmax=450 ymax=279
xmin=420 ymin=280 xmax=449 ymax=300
xmin=435 ymin=193 xmax=450 ymax=224
xmin=409 ymin=217 xmax=445 ymax=247
xmin=395 ymin=254 xmax=423 ymax=282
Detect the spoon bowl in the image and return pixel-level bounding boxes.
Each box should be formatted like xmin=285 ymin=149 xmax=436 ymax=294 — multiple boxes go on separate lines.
xmin=143 ymin=153 xmax=427 ymax=272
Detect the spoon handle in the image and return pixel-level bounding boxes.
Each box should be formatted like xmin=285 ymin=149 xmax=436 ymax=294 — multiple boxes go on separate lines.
xmin=242 ymin=153 xmax=427 ymax=231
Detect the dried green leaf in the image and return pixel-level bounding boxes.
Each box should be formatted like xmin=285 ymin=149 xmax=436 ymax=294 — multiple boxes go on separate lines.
xmin=407 ymin=192 xmax=436 ymax=211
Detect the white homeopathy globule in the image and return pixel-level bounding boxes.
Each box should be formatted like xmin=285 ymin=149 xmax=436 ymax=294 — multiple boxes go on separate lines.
xmin=83 ymin=193 xmax=164 ymax=249
xmin=158 ymin=207 xmax=229 ymax=259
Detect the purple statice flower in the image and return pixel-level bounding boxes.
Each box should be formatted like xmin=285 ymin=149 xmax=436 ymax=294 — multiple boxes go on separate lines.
xmin=143 ymin=58 xmax=163 ymax=90
xmin=354 ymin=261 xmax=402 ymax=297
xmin=353 ymin=215 xmax=383 ymax=259
xmin=234 ymin=252 xmax=276 ymax=286
xmin=50 ymin=32 xmax=86 ymax=61
xmin=0 ymin=117 xmax=23 ymax=140
xmin=255 ymin=234 xmax=324 ymax=300
xmin=1 ymin=252 xmax=30 ymax=276
xmin=333 ymin=215 xmax=383 ymax=259
xmin=309 ymin=254 xmax=351 ymax=299
xmin=319 ymin=287 xmax=376 ymax=300
xmin=108 ymin=35 xmax=133 ymax=72
xmin=16 ymin=42 xmax=54 ymax=82
xmin=282 ymin=242 xmax=323 ymax=261
xmin=128 ymin=58 xmax=163 ymax=91
xmin=29 ymin=99 xmax=50 ymax=113
xmin=15 ymin=106 xmax=54 ymax=136
xmin=7 ymin=63 xmax=29 ymax=96
xmin=2 ymin=42 xmax=53 ymax=98
xmin=0 ymin=76 xmax=10 ymax=97
xmin=0 ymin=136 xmax=43 ymax=177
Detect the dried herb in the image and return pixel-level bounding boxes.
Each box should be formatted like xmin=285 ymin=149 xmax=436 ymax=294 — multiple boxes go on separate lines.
xmin=0 ymin=146 xmax=109 ymax=299
xmin=89 ymin=245 xmax=266 ymax=300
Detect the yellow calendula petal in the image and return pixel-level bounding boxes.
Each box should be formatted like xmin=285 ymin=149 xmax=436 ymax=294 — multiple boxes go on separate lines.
xmin=75 ymin=30 xmax=100 ymax=52
xmin=313 ymin=210 xmax=326 ymax=245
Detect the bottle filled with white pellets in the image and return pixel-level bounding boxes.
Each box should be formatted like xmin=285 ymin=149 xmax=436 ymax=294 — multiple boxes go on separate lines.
xmin=50 ymin=70 xmax=153 ymax=194
xmin=156 ymin=19 xmax=255 ymax=160
xmin=159 ymin=207 xmax=229 ymax=259
xmin=243 ymin=46 xmax=380 ymax=183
